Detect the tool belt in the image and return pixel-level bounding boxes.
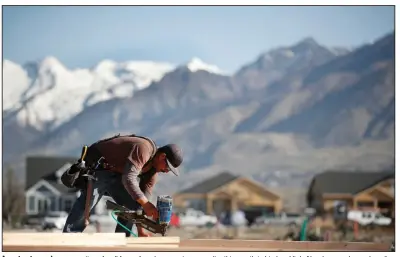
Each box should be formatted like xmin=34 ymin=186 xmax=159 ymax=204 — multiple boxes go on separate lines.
xmin=61 ymin=133 xmax=157 ymax=190
xmin=61 ymin=145 xmax=110 ymax=190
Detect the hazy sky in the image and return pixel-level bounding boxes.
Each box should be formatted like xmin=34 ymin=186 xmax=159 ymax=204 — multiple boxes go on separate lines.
xmin=3 ymin=6 xmax=394 ymax=73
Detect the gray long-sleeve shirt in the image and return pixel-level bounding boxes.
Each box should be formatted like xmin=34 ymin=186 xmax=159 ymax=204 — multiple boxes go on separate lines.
xmin=95 ymin=136 xmax=157 ymax=201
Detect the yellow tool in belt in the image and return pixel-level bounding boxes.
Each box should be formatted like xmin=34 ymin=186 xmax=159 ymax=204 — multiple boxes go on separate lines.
xmin=80 ymin=145 xmax=88 ymax=163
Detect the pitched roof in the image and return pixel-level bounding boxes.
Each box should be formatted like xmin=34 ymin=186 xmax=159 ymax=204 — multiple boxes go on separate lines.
xmin=46 ymin=181 xmax=77 ymax=194
xmin=26 ymin=156 xmax=77 ymax=190
xmin=178 ymin=171 xmax=239 ymax=194
xmin=311 ymin=170 xmax=394 ymax=195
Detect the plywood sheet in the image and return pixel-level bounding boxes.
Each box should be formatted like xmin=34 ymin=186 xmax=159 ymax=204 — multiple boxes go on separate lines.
xmin=183 ymin=239 xmax=390 ymax=251
xmin=126 ymin=236 xmax=180 ymax=244
xmin=3 ymin=233 xmax=126 ymax=247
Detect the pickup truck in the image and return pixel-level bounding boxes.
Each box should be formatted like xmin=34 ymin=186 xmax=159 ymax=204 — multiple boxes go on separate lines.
xmin=253 ymin=212 xmax=304 ymax=227
xmin=176 ymin=208 xmax=218 ymax=227
xmin=347 ymin=210 xmax=392 ymax=226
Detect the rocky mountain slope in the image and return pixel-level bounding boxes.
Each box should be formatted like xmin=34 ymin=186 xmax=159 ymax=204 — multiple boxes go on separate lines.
xmin=2 ymin=57 xmax=221 ymax=162
xmin=3 ymin=58 xmax=175 ymax=129
xmin=2 ymin=33 xmax=394 ymax=208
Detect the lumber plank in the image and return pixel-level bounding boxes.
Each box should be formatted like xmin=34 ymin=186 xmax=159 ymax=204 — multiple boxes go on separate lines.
xmin=2 ymin=245 xmax=388 ymax=252
xmin=2 ymin=238 xmax=391 ymax=251
xmin=126 ymin=236 xmax=180 ymax=244
xmin=3 ymin=233 xmax=126 ymax=247
xmin=182 ymin=239 xmax=390 ymax=251
xmin=3 ymin=232 xmax=125 ymax=238
xmin=126 ymin=244 xmax=179 ymax=248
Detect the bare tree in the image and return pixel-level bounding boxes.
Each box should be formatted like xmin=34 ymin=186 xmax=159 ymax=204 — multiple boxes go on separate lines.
xmin=2 ymin=166 xmax=25 ymax=226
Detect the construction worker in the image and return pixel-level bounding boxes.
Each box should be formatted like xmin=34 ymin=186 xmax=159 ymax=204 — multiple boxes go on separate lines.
xmin=61 ymin=134 xmax=183 ymax=237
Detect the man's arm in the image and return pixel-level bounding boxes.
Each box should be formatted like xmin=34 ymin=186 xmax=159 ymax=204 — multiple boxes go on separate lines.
xmin=140 ymin=172 xmax=158 ymax=200
xmin=136 ymin=173 xmax=158 ymax=236
xmin=121 ymin=143 xmax=151 ymax=205
xmin=121 ymin=162 xmax=148 ymax=205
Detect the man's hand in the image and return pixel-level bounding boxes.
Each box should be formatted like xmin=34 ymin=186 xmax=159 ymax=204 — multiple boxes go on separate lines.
xmin=137 ymin=225 xmax=152 ymax=237
xmin=142 ymin=201 xmax=159 ymax=219
xmin=138 ymin=231 xmax=151 ymax=237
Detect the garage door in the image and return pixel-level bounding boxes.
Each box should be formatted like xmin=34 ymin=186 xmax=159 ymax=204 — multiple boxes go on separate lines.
xmin=242 ymin=206 xmax=274 ymax=225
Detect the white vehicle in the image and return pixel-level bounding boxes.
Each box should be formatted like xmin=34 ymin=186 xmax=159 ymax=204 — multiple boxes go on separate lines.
xmin=42 ymin=211 xmax=68 ymax=230
xmin=90 ymin=211 xmax=115 ymax=225
xmin=347 ymin=210 xmax=392 ymax=226
xmin=254 ymin=212 xmax=304 ymax=226
xmin=177 ymin=208 xmax=218 ymax=227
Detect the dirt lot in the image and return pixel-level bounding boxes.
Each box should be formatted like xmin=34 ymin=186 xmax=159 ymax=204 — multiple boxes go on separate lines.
xmin=185 ymin=224 xmax=394 ymax=244
xmin=5 ymin=223 xmax=394 ymax=244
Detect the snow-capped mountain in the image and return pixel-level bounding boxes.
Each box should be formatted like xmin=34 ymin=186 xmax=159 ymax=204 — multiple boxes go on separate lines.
xmin=184 ymin=57 xmax=226 ymax=74
xmin=29 ymin=34 xmax=393 ymax=179
xmin=233 ymin=38 xmax=351 ymax=92
xmin=3 ymin=56 xmax=225 ymax=131
xmin=3 ymin=57 xmax=176 ymax=130
xmin=2 ymin=34 xmax=394 ymax=209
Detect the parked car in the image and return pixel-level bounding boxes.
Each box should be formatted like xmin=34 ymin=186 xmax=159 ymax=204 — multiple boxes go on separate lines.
xmin=254 ymin=212 xmax=304 ymax=227
xmin=176 ymin=208 xmax=217 ymax=227
xmin=347 ymin=210 xmax=392 ymax=226
xmin=42 ymin=211 xmax=68 ymax=230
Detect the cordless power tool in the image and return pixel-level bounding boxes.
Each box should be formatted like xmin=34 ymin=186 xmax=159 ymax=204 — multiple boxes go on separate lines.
xmin=106 ymin=195 xmax=173 ymax=237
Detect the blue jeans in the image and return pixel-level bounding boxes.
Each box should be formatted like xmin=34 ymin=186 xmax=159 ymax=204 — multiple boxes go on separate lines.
xmin=62 ymin=170 xmax=141 ymax=236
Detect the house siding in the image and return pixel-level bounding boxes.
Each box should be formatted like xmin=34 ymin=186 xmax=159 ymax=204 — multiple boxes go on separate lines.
xmin=25 ymin=156 xmax=109 ymax=216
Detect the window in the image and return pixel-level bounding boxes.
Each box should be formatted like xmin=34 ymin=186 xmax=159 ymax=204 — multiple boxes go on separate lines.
xmin=38 ymin=198 xmax=49 ymax=214
xmin=28 ymin=196 xmax=36 ymax=212
xmin=59 ymin=198 xmax=64 ymax=210
xmin=357 ymin=201 xmax=373 ymax=207
xmin=49 ymin=197 xmax=57 ymax=212
xmin=187 ymin=199 xmax=206 ymax=212
xmin=64 ymin=199 xmax=73 ymax=212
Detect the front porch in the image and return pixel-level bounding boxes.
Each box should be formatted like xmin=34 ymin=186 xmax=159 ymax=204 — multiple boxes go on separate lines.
xmin=322 ymin=185 xmax=394 ymax=218
xmin=174 ymin=176 xmax=282 ymax=216
xmin=352 ymin=186 xmax=395 ymax=218
xmin=25 ymin=180 xmax=77 ymax=215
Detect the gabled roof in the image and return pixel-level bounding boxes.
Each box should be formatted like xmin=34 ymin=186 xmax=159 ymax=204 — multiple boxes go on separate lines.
xmin=311 ymin=170 xmax=394 ymax=195
xmin=26 ymin=156 xmax=77 ymax=190
xmin=178 ymin=171 xmax=239 ymax=194
xmin=46 ymin=180 xmax=77 ymax=194
xmin=55 ymin=163 xmax=74 ymax=178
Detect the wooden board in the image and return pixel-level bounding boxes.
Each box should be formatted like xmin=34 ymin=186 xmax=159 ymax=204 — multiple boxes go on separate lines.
xmin=2 ymin=245 xmax=390 ymax=252
xmin=126 ymin=236 xmax=180 ymax=244
xmin=2 ymin=234 xmax=390 ymax=252
xmin=126 ymin=244 xmax=179 ymax=249
xmin=183 ymin=239 xmax=391 ymax=251
xmin=3 ymin=233 xmax=126 ymax=247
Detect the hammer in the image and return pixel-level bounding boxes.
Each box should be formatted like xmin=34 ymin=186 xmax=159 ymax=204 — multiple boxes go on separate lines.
xmin=82 ymin=154 xmax=103 ymax=227
xmin=77 ymin=146 xmax=90 ymax=227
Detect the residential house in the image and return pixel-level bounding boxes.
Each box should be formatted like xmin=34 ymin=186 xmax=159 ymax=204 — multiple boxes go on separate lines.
xmin=306 ymin=171 xmax=394 ymax=218
xmin=25 ymin=156 xmax=108 ymax=216
xmin=173 ymin=171 xmax=282 ymax=219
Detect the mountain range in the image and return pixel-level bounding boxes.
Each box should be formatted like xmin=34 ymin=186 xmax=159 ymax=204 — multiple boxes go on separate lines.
xmin=2 ymin=32 xmax=394 ymax=210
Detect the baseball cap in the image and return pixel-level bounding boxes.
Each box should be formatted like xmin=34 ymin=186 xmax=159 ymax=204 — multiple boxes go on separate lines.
xmin=158 ymin=144 xmax=183 ymax=176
